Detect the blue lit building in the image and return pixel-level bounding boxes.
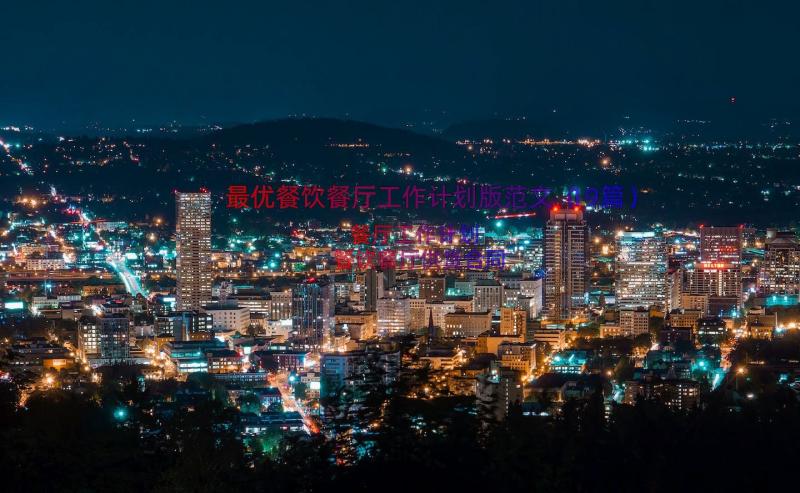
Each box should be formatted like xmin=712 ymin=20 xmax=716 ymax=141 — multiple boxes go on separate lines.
xmin=549 ymin=350 xmax=589 ymax=374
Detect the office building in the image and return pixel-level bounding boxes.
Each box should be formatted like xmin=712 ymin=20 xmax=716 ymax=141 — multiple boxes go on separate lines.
xmin=685 ymin=262 xmax=741 ymax=315
xmin=425 ymin=301 xmax=456 ymax=329
xmin=268 ymin=290 xmax=293 ymax=320
xmin=473 ymin=280 xmax=503 ymax=314
xmin=292 ymin=281 xmax=334 ymax=346
xmin=419 ymin=276 xmax=446 ymax=303
xmin=519 ymin=277 xmax=543 ymax=316
xmin=364 ymin=268 xmax=380 ymax=312
xmin=377 ymin=291 xmax=411 ymax=336
xmin=444 ymin=310 xmax=492 ymax=338
xmin=176 ymin=191 xmax=212 ymax=311
xmin=203 ymin=303 xmax=251 ymax=333
xmin=615 ymin=232 xmax=667 ymax=308
xmin=499 ymin=307 xmax=527 ymax=336
xmin=320 ymin=349 xmax=401 ymax=398
xmin=544 ymin=207 xmax=588 ymax=319
xmin=694 ymin=225 xmax=742 ymax=314
xmin=533 ymin=327 xmax=567 ymax=350
xmin=155 ymin=311 xmax=213 ymax=341
xmin=619 ymin=306 xmax=650 ymax=337
xmin=696 ymin=316 xmax=727 ymax=347
xmin=759 ymin=232 xmax=800 ymax=294
xmin=700 ymin=226 xmax=742 ymax=263
xmin=497 ymin=342 xmax=536 ymax=374
xmin=79 ymin=315 xmax=130 ymax=363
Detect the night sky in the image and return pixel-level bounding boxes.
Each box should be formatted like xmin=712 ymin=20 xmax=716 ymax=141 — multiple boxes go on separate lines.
xmin=1 ymin=0 xmax=798 ymax=128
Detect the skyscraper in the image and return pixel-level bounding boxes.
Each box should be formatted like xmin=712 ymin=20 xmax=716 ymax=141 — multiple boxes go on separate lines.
xmin=759 ymin=232 xmax=800 ymax=294
xmin=176 ymin=191 xmax=212 ymax=311
xmin=364 ymin=268 xmax=380 ymax=312
xmin=98 ymin=315 xmax=131 ymax=361
xmin=691 ymin=226 xmax=743 ymax=315
xmin=615 ymin=232 xmax=667 ymax=308
xmin=377 ymin=290 xmax=410 ymax=336
xmin=544 ymin=207 xmax=588 ymax=320
xmin=79 ymin=315 xmax=130 ymax=362
xmin=700 ymin=226 xmax=743 ymax=263
xmin=292 ymin=280 xmax=334 ymax=346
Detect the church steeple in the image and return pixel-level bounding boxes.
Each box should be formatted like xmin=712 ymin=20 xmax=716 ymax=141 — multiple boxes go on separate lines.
xmin=427 ymin=308 xmax=436 ymax=341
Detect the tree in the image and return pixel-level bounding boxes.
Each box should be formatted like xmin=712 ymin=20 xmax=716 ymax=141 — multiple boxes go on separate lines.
xmin=577 ymin=322 xmax=600 ymax=338
xmin=293 ymin=382 xmax=308 ymax=401
xmin=238 ymin=393 xmax=261 ymax=414
xmin=633 ymin=332 xmax=652 ymax=351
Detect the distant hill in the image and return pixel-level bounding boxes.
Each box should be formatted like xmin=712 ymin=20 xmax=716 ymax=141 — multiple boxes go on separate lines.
xmin=3 ymin=116 xmax=800 ymax=228
xmin=201 ymin=118 xmax=460 ymax=155
xmin=442 ymin=117 xmax=574 ymax=141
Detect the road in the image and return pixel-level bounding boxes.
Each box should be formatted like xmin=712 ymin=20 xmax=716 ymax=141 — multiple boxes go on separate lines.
xmin=107 ymin=254 xmax=147 ymax=297
xmin=1 ymin=271 xmax=116 ymax=281
xmin=268 ymin=371 xmax=319 ymax=434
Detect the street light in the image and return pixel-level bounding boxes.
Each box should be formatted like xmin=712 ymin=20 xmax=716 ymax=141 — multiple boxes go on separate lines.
xmin=736 ymin=366 xmax=746 ymax=392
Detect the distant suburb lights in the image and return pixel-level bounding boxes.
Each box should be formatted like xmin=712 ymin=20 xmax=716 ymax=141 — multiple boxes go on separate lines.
xmin=225 ymin=183 xmax=639 ymax=211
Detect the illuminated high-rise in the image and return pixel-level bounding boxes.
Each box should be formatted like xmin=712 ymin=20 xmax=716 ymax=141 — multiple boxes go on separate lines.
xmin=544 ymin=207 xmax=588 ymax=320
xmin=176 ymin=191 xmax=212 ymax=311
xmin=292 ymin=280 xmax=334 ymax=346
xmin=377 ymin=290 xmax=410 ymax=336
xmin=700 ymin=226 xmax=742 ymax=263
xmin=615 ymin=232 xmax=667 ymax=308
xmin=692 ymin=225 xmax=743 ymax=315
xmin=78 ymin=314 xmax=130 ymax=362
xmin=759 ymin=232 xmax=800 ymax=294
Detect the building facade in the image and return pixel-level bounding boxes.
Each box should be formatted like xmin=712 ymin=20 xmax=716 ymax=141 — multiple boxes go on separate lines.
xmin=176 ymin=191 xmax=212 ymax=311
xmin=544 ymin=208 xmax=588 ymax=320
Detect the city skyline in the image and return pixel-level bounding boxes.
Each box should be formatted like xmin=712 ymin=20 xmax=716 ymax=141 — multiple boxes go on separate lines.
xmin=2 ymin=3 xmax=800 ymax=492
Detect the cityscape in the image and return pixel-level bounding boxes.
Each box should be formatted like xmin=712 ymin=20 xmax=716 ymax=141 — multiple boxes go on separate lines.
xmin=2 ymin=1 xmax=800 ymax=492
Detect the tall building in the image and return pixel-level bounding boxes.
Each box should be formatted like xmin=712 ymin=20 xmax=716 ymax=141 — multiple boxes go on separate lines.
xmin=292 ymin=281 xmax=334 ymax=346
xmin=685 ymin=262 xmax=741 ymax=315
xmin=615 ymin=232 xmax=667 ymax=308
xmin=364 ymin=268 xmax=380 ymax=312
xmin=544 ymin=207 xmax=588 ymax=319
xmin=759 ymin=232 xmax=800 ymax=294
xmin=79 ymin=315 xmax=130 ymax=362
xmin=499 ymin=307 xmax=527 ymax=336
xmin=700 ymin=226 xmax=743 ymax=263
xmin=155 ymin=311 xmax=213 ymax=341
xmin=695 ymin=225 xmax=742 ymax=314
xmin=419 ymin=276 xmax=446 ymax=303
xmin=78 ymin=315 xmax=100 ymax=360
xmin=619 ymin=306 xmax=650 ymax=337
xmin=377 ymin=290 xmax=411 ymax=336
xmin=269 ymin=290 xmax=293 ymax=320
xmin=519 ymin=277 xmax=543 ymax=318
xmin=176 ymin=191 xmax=212 ymax=311
xmin=98 ymin=315 xmax=131 ymax=361
xmin=666 ymin=268 xmax=683 ymax=312
xmin=473 ymin=280 xmax=503 ymax=314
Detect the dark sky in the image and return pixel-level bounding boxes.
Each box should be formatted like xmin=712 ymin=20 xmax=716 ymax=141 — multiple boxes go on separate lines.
xmin=1 ymin=0 xmax=798 ymax=128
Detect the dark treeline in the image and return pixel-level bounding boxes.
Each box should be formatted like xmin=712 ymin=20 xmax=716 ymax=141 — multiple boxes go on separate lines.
xmin=0 ymin=377 xmax=798 ymax=493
